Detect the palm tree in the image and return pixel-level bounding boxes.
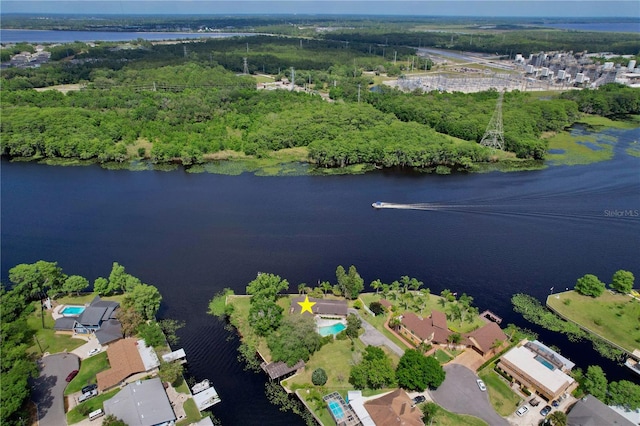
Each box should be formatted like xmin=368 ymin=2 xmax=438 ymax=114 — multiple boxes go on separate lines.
xmin=298 ymin=283 xmax=306 ymax=295
xmin=409 ymin=277 xmax=423 ymax=292
xmin=388 ymin=316 xmax=402 ymax=331
xmin=381 ymin=283 xmax=390 ymax=299
xmin=547 ymin=411 xmax=567 ymax=426
xmin=440 ymin=289 xmax=453 ymax=301
xmin=459 ymin=293 xmax=473 ymax=308
xmin=320 ymin=281 xmax=333 ymax=296
xmin=370 ymin=279 xmax=382 ymax=295
xmin=437 ymin=297 xmax=447 ymax=308
xmin=420 ymin=287 xmax=431 ymax=300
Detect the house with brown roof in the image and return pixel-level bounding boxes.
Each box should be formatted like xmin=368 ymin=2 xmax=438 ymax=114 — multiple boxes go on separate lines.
xmin=363 ymin=389 xmax=424 ymax=426
xmin=96 ymin=338 xmax=146 ymax=392
xmin=463 ymin=322 xmax=508 ymax=356
xmin=398 ymin=311 xmax=451 ymax=346
xmin=289 ymin=296 xmax=348 ymax=318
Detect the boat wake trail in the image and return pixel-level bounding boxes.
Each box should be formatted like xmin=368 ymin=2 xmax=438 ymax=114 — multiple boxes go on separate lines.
xmin=371 ymin=201 xmax=636 ymax=223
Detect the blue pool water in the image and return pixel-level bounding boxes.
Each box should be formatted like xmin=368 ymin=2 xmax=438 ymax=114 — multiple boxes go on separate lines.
xmin=318 ymin=323 xmax=346 ymax=336
xmin=328 ymin=401 xmax=345 ymax=420
xmin=61 ymin=305 xmax=85 ymax=316
xmin=535 ymin=355 xmax=555 ymax=371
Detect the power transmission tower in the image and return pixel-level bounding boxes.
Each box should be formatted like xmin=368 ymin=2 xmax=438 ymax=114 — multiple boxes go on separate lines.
xmin=480 ymin=91 xmax=505 ymax=150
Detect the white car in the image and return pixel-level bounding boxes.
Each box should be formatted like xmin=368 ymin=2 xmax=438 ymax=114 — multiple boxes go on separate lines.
xmin=88 ymin=347 xmax=101 ymax=357
xmin=476 ymin=379 xmax=487 ymax=391
xmin=516 ymin=405 xmax=529 ymax=417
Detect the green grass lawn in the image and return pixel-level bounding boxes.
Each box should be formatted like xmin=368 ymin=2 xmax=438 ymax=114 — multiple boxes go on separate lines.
xmin=428 ymin=405 xmax=489 ymax=426
xmin=176 ymin=398 xmax=203 ymax=426
xmin=547 ymin=290 xmax=640 ymax=352
xmin=66 ymin=389 xmax=118 ymax=424
xmin=434 ymin=349 xmax=453 ymax=364
xmin=56 ymin=293 xmax=126 ymax=306
xmin=478 ymin=366 xmax=521 ymax=416
xmin=65 ymin=352 xmax=110 ymax=395
xmin=27 ymin=303 xmax=85 ymax=356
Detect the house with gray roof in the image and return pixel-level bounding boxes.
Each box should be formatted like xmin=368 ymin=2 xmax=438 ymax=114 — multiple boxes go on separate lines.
xmin=103 ymin=377 xmax=176 ymax=426
xmin=567 ymin=394 xmax=634 ymax=426
xmin=54 ymin=296 xmax=122 ymax=345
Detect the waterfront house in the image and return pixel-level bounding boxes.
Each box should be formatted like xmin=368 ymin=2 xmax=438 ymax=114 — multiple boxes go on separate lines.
xmin=398 ymin=311 xmax=451 ymax=346
xmin=54 ymin=296 xmax=122 ymax=345
xmin=567 ymin=394 xmax=634 ymax=426
xmin=463 ymin=322 xmax=508 ymax=356
xmin=96 ymin=338 xmax=147 ymax=392
xmin=289 ymin=296 xmax=348 ymax=318
xmin=363 ymin=389 xmax=424 ymax=426
xmin=103 ymin=377 xmax=176 ymax=426
xmin=497 ymin=340 xmax=577 ymax=402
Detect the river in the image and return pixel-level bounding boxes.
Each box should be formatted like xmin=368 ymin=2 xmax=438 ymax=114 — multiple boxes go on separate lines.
xmin=1 ymin=126 xmax=639 ymax=425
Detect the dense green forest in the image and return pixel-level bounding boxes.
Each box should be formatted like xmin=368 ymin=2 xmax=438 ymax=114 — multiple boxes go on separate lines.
xmin=2 ymin=32 xmax=639 ymax=172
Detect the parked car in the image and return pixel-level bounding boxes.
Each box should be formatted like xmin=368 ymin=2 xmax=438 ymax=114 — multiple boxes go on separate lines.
xmin=411 ymin=395 xmax=426 ymax=406
xmin=78 ymin=389 xmax=98 ymax=403
xmin=82 ymin=384 xmax=98 ymax=394
xmin=87 ymin=347 xmax=101 ymax=357
xmin=529 ymin=397 xmax=541 ymax=406
xmin=516 ymin=405 xmax=529 ymax=417
xmin=551 ymin=399 xmax=559 ymax=407
xmin=540 ymin=405 xmax=552 ymax=416
xmin=66 ymin=370 xmax=79 ymax=382
xmin=476 ymin=379 xmax=486 ymax=391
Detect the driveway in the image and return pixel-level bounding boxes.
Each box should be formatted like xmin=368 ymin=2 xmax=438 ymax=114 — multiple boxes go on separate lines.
xmin=430 ymin=364 xmax=509 ymax=426
xmin=31 ymin=353 xmax=80 ymax=426
xmin=348 ymin=308 xmax=405 ymax=357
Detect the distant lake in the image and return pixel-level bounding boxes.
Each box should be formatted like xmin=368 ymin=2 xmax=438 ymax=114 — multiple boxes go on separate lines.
xmin=541 ymin=22 xmax=640 ymax=33
xmin=0 ymin=29 xmax=252 ymax=43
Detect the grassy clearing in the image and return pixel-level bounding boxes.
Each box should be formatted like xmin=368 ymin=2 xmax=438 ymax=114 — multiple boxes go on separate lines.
xmin=56 ymin=293 xmax=126 ymax=305
xmin=547 ymin=290 xmax=640 ymax=352
xmin=478 ymin=366 xmax=521 ymax=416
xmin=66 ymin=389 xmax=118 ymax=424
xmin=577 ymin=114 xmax=640 ymax=130
xmin=65 ymin=352 xmax=110 ymax=395
xmin=226 ymin=294 xmax=273 ymax=360
xmin=545 ymin=130 xmax=613 ymax=165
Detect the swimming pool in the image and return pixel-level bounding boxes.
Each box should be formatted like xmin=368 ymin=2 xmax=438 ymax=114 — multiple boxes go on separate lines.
xmin=318 ymin=322 xmax=346 ymax=336
xmin=328 ymin=400 xmax=345 ymax=420
xmin=535 ymin=355 xmax=555 ymax=371
xmin=61 ymin=305 xmax=85 ymax=316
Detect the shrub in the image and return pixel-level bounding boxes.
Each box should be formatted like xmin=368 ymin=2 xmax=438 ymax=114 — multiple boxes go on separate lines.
xmin=312 ymin=368 xmax=328 ymax=386
xmin=369 ymin=301 xmax=385 ymax=316
xmin=353 ymin=299 xmax=363 ymax=310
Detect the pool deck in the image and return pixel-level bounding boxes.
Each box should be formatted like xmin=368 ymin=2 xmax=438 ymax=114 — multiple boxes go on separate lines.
xmin=316 ymin=318 xmax=346 ymax=328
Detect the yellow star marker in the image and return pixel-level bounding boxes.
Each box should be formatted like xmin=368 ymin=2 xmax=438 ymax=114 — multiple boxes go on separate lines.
xmin=298 ymin=295 xmax=316 ymax=314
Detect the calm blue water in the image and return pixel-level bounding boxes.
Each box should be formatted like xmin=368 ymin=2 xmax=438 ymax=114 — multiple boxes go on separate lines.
xmin=541 ymin=22 xmax=640 ymax=33
xmin=1 ymin=126 xmax=639 ymax=424
xmin=318 ymin=323 xmax=346 ymax=337
xmin=61 ymin=306 xmax=85 ymax=316
xmin=0 ymin=29 xmax=251 ymax=43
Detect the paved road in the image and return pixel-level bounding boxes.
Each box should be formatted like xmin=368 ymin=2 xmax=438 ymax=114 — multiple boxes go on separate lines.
xmin=348 ymin=308 xmax=405 ymax=357
xmin=430 ymin=364 xmax=509 ymax=426
xmin=31 ymin=353 xmax=80 ymax=426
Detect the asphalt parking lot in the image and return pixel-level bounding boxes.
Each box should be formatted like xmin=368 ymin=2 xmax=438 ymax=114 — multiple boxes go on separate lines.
xmin=30 ymin=353 xmax=80 ymax=426
xmin=430 ymin=363 xmax=509 ymax=426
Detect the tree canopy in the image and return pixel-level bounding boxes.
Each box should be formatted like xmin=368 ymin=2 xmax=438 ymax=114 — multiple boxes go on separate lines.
xmin=575 ymin=274 xmax=605 ymax=297
xmin=268 ymin=315 xmax=323 ymax=366
xmin=349 ymin=346 xmax=396 ymax=390
xmin=610 ymin=270 xmax=634 ymax=294
xmin=396 ymin=349 xmax=445 ymax=391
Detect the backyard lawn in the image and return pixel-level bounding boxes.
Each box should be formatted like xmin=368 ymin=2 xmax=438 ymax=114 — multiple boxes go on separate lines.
xmin=547 ymin=290 xmax=640 ymax=352
xmin=478 ymin=366 xmax=522 ymax=417
xmin=65 ymin=352 xmax=110 ymax=395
